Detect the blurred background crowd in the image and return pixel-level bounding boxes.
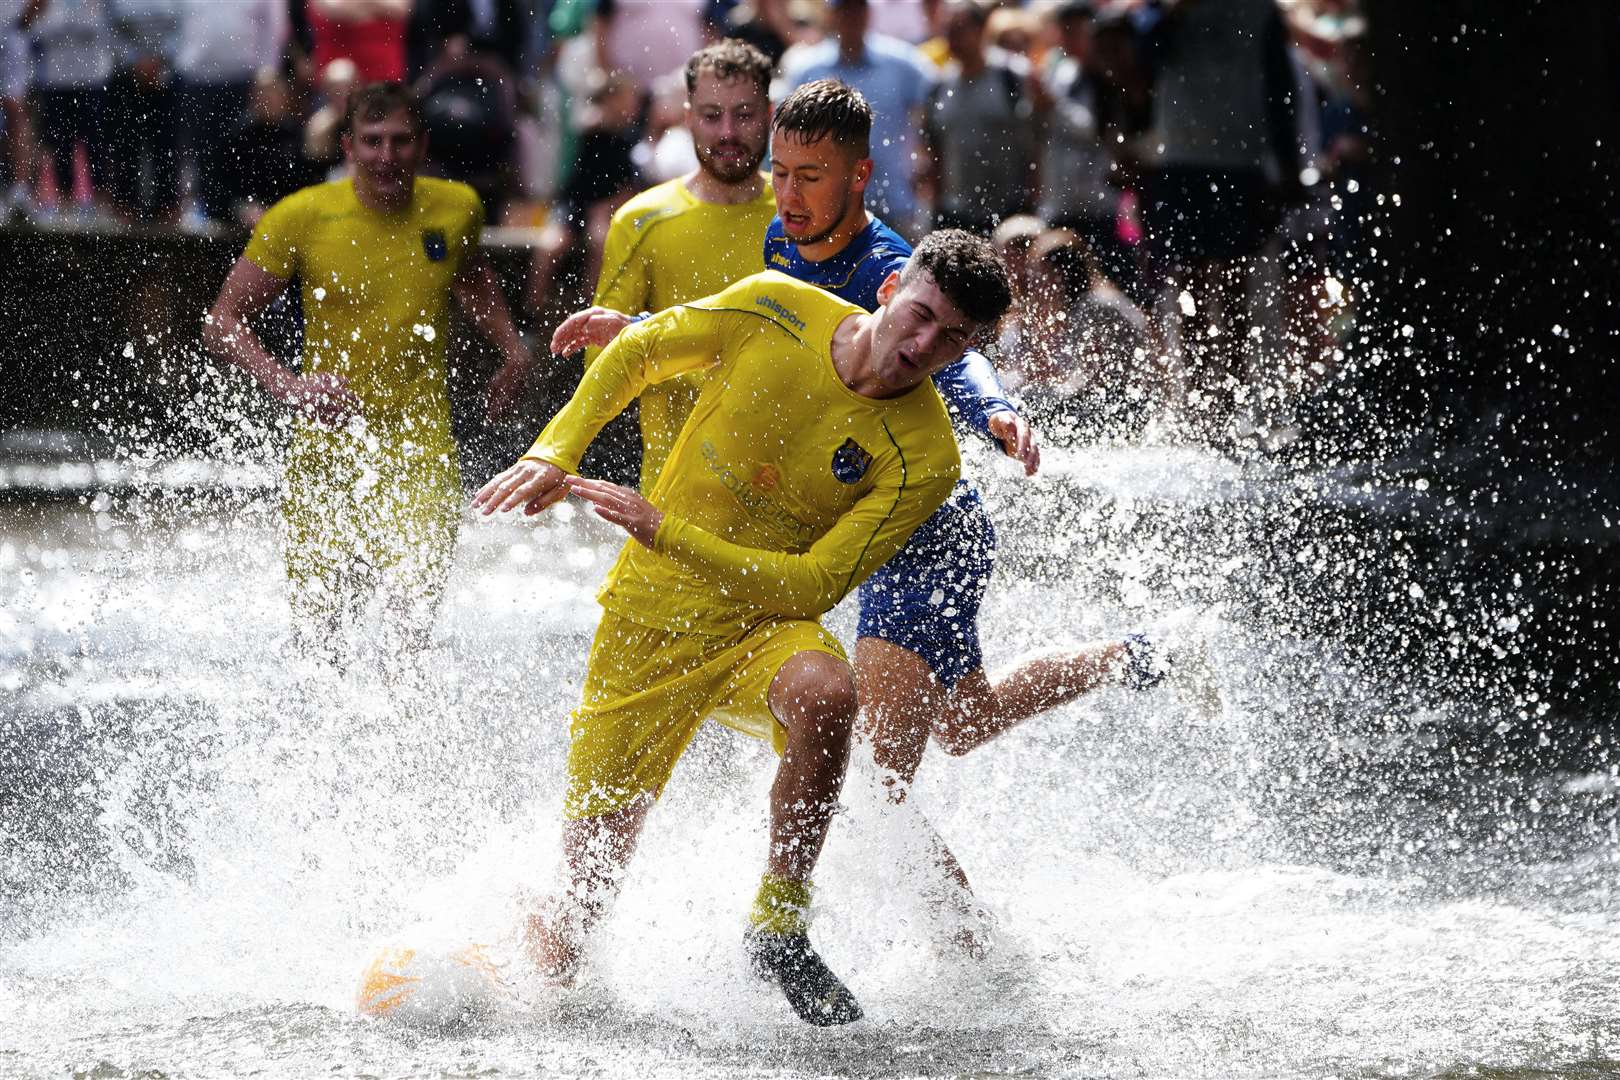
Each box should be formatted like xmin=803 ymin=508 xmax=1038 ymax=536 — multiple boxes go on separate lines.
xmin=0 ymin=0 xmax=1373 ymax=447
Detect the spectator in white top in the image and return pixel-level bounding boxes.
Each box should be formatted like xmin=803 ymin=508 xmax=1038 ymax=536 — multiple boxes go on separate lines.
xmin=174 ymin=0 xmax=285 ymax=222
xmin=25 ymin=0 xmax=115 ymax=212
xmin=777 ymin=0 xmax=935 ymax=236
xmin=1013 ymin=227 xmax=1153 ymax=444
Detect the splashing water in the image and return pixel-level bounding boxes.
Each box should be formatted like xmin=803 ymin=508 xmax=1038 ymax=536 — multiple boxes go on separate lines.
xmin=3 ymin=414 xmax=1617 ymax=1080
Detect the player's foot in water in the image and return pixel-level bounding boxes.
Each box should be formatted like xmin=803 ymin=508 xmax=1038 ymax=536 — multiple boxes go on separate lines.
xmin=1121 ymin=630 xmax=1169 ymax=690
xmin=1122 ymin=607 xmax=1226 ymax=716
xmin=744 ymin=928 xmax=863 ymax=1026
xmin=522 ymin=908 xmax=583 ymax=987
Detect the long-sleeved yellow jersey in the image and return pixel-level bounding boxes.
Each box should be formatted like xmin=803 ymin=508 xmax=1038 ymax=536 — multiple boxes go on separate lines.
xmin=525 ymin=271 xmax=962 ymax=636
xmin=585 ymin=177 xmax=778 ymax=493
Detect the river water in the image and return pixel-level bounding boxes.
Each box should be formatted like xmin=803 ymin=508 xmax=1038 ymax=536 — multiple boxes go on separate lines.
xmin=3 ymin=436 xmax=1617 ymax=1079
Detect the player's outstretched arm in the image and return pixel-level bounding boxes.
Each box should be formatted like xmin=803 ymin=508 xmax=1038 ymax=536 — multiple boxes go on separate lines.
xmin=473 ymin=459 xmax=569 ymax=517
xmin=651 ymin=472 xmax=959 ymax=619
xmin=934 ymin=350 xmax=1040 ymax=475
xmin=564 ymin=476 xmax=662 ymax=545
xmin=204 ymin=256 xmax=360 ymax=428
xmin=986 ymin=410 xmax=1040 ymax=475
xmin=550 ymin=307 xmax=636 ymax=357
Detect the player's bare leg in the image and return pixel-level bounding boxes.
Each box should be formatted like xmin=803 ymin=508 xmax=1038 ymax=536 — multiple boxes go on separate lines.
xmin=744 ymin=651 xmax=864 ymax=1026
xmin=855 ymin=633 xmax=1161 ymax=954
xmin=524 ymin=795 xmax=652 ymax=982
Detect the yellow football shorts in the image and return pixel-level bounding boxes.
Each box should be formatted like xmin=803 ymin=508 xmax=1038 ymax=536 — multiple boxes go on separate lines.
xmin=280 ymin=426 xmax=461 ymax=643
xmin=564 ymin=610 xmax=848 ymax=819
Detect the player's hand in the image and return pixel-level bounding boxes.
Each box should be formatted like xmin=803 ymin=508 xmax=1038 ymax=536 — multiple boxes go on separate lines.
xmin=564 ymin=475 xmax=663 ymax=548
xmin=473 ymin=458 xmax=569 ymax=516
xmin=987 ymin=409 xmax=1040 ymax=476
xmin=550 ymin=307 xmax=634 ymax=356
xmin=276 ymin=372 xmax=361 ymax=428
xmin=484 ymin=347 xmax=534 ymax=422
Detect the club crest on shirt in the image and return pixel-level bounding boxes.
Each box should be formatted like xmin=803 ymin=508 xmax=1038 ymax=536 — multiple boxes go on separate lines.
xmin=422 ymin=230 xmax=448 ymax=261
xmin=831 ymin=438 xmax=872 ymax=484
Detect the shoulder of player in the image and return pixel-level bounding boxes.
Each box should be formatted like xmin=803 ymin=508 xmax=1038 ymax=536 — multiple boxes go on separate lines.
xmin=608 ymin=179 xmax=693 ymax=234
xmin=695 ymin=270 xmax=859 ymax=339
xmin=747 ymin=269 xmax=863 ymax=316
xmin=263 ymin=179 xmax=342 ymax=218
xmin=843 ymin=234 xmax=910 ymax=299
xmin=247 ymin=181 xmax=341 ymax=242
xmin=414 ymin=176 xmax=484 ymax=216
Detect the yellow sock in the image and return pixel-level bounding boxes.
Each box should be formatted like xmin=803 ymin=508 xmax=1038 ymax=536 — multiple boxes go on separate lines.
xmin=749 ymin=873 xmax=812 ymax=936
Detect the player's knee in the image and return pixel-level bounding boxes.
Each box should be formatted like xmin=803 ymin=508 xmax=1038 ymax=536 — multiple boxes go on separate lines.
xmin=773 ymin=653 xmax=857 ymax=737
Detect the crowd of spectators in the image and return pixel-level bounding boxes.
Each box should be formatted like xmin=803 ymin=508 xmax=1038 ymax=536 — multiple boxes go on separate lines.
xmin=0 ymin=0 xmax=1372 ymax=447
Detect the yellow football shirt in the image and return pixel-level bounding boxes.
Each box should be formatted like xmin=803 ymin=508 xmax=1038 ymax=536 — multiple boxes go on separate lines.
xmin=586 ymin=176 xmax=777 ymax=492
xmin=525 ymin=271 xmax=962 ymax=636
xmin=243 ymin=176 xmax=484 ymax=452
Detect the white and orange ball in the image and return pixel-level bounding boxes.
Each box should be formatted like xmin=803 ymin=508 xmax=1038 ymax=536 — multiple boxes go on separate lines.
xmin=356 ymin=942 xmax=507 ymax=1028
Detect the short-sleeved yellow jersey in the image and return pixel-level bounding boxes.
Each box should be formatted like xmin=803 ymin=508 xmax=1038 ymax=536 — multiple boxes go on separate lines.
xmin=243 ymin=177 xmax=484 ymax=450
xmin=526 ymin=271 xmax=962 ymax=637
xmin=586 ymin=176 xmax=777 ymax=492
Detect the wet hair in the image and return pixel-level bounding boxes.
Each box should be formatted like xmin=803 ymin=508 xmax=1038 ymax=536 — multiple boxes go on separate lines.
xmin=772 ymin=79 xmax=872 ymax=157
xmin=343 ymin=81 xmax=425 ymax=135
xmin=683 ymin=38 xmax=774 ymax=99
xmin=901 ymin=229 xmax=1013 ymax=328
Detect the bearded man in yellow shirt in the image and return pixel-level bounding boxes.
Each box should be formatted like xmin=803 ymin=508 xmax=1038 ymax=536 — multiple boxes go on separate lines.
xmin=203 ymin=83 xmax=533 ymax=660
xmin=584 ymin=38 xmax=779 ymax=491
xmin=475 ymin=231 xmax=1012 ymax=1027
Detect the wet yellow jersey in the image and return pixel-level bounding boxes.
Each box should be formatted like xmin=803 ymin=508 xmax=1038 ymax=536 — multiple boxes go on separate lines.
xmin=243 ymin=177 xmax=484 ymax=452
xmin=525 ymin=271 xmax=961 ymax=636
xmin=586 ymin=176 xmax=777 ymax=493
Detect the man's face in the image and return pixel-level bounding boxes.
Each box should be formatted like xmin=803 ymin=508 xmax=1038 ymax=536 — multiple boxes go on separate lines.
xmin=867 ymin=270 xmax=980 ymax=393
xmin=770 ymin=130 xmax=870 ymax=247
xmin=343 ymin=107 xmax=426 ymax=208
xmin=687 ymin=71 xmax=770 ymax=184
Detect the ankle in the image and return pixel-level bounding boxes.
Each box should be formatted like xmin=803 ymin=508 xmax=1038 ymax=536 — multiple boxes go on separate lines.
xmin=749 ymin=873 xmax=813 ymax=937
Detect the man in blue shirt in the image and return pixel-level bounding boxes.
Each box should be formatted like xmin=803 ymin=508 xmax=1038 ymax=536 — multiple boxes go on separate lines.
xmin=777 ymin=0 xmax=935 ymax=236
xmin=552 ymin=79 xmax=1170 ymax=955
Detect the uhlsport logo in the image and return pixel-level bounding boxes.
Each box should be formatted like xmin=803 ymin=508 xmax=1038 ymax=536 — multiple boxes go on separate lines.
xmin=422 ymin=230 xmax=448 ymax=261
xmin=769 ymin=251 xmax=792 ymax=269
xmin=755 ymin=294 xmax=807 ymax=333
xmin=831 ymin=438 xmax=873 ymax=484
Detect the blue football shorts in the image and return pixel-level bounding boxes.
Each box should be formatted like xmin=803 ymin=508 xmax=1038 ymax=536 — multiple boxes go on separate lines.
xmin=855 ymin=481 xmax=996 ymax=688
